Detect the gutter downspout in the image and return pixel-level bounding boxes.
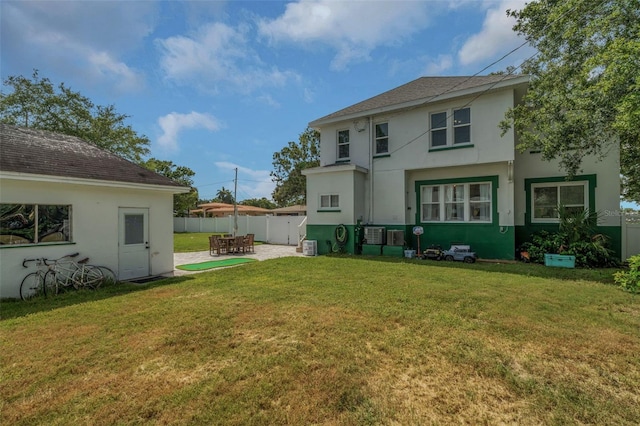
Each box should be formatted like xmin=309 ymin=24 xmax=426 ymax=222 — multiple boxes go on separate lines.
xmin=368 ymin=116 xmax=374 ymax=224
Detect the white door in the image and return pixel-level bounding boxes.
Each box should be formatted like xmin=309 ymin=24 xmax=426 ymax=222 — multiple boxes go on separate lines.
xmin=118 ymin=208 xmax=150 ymax=280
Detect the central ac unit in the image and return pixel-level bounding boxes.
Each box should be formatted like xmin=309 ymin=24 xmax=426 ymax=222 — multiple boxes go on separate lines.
xmin=364 ymin=227 xmax=385 ymax=245
xmin=387 ymin=230 xmax=404 ymax=246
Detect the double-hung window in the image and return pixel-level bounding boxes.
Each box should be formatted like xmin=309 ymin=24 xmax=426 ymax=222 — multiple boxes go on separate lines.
xmin=532 ymin=182 xmax=587 ymax=222
xmin=375 ymin=123 xmax=388 ymax=154
xmin=337 ymin=129 xmax=350 ymax=160
xmin=0 ymin=204 xmax=72 ymax=245
xmin=320 ymin=194 xmax=339 ymax=210
xmin=421 ymin=182 xmax=491 ymax=223
xmin=429 ymin=107 xmax=471 ymax=149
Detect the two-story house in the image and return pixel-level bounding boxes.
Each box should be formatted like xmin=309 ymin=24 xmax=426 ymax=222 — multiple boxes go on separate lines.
xmin=302 ymin=75 xmax=622 ymax=259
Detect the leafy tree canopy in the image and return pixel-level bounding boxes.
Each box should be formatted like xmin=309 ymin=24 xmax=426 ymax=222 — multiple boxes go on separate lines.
xmin=240 ymin=197 xmax=277 ymax=210
xmin=500 ymin=0 xmax=640 ymax=202
xmin=0 ymin=70 xmax=150 ymax=163
xmin=141 ymin=158 xmax=198 ymax=217
xmin=271 ymin=127 xmax=319 ymax=207
xmin=214 ymin=187 xmax=235 ymax=204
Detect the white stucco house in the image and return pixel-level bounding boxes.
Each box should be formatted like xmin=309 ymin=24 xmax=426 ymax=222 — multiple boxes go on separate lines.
xmin=302 ymin=75 xmax=622 ymax=259
xmin=0 ymin=124 xmax=190 ymax=298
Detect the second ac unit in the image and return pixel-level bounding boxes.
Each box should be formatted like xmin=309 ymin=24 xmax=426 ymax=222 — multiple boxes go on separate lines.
xmin=364 ymin=227 xmax=385 ymax=245
xmin=387 ymin=230 xmax=404 ymax=246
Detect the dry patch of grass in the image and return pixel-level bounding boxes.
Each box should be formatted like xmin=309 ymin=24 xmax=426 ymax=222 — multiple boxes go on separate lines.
xmin=2 ymin=257 xmax=639 ymax=424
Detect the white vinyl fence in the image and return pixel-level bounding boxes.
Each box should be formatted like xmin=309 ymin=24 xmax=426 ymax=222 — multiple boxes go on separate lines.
xmin=622 ymin=222 xmax=640 ymax=260
xmin=174 ymin=215 xmax=307 ymax=246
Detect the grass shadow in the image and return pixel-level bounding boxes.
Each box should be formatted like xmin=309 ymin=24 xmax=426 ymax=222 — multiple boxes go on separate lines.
xmin=1 ymin=275 xmax=194 ymax=321
xmin=328 ymin=253 xmax=619 ymax=285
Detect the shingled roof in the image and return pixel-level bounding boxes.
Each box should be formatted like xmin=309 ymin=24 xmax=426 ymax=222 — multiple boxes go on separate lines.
xmin=0 ymin=123 xmax=184 ymax=188
xmin=310 ymin=75 xmax=528 ymax=126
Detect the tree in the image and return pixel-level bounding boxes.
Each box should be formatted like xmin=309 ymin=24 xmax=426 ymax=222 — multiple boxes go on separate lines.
xmin=271 ymin=127 xmax=320 ymax=207
xmin=0 ymin=70 xmax=150 ymax=163
xmin=241 ymin=198 xmax=277 ymax=210
xmin=141 ymin=158 xmax=198 ymax=217
xmin=500 ymin=0 xmax=640 ymax=202
xmin=214 ymin=187 xmax=235 ymax=204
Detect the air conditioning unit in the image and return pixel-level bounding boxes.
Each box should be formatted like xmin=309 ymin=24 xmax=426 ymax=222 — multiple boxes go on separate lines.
xmin=303 ymin=240 xmax=317 ymax=256
xmin=364 ymin=227 xmax=385 ymax=245
xmin=387 ymin=230 xmax=404 ymax=246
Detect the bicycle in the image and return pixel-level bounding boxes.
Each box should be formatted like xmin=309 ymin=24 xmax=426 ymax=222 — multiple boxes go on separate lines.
xmin=20 ymin=253 xmax=80 ymax=300
xmin=48 ymin=255 xmax=104 ymax=293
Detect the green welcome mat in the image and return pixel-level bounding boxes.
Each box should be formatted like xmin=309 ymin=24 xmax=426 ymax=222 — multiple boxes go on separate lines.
xmin=176 ymin=258 xmax=257 ymax=271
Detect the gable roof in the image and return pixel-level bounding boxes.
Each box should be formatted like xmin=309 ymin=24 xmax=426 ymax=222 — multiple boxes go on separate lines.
xmin=0 ymin=124 xmax=185 ymax=188
xmin=310 ymin=75 xmax=529 ymax=127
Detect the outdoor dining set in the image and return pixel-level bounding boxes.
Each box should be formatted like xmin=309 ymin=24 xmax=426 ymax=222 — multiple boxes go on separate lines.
xmin=209 ymin=234 xmax=255 ymax=256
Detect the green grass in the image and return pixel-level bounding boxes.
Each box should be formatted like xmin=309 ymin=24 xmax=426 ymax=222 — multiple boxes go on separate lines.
xmin=2 ymin=257 xmax=639 ymax=424
xmin=174 ymin=232 xmax=261 ymax=253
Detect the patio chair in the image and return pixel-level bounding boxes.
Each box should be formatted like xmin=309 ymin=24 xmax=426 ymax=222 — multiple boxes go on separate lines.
xmin=244 ymin=233 xmax=255 ymax=253
xmin=209 ymin=235 xmax=219 ymax=256
xmin=233 ymin=235 xmax=246 ymax=254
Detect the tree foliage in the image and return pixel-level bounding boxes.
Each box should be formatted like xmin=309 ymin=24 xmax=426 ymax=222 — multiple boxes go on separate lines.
xmin=500 ymin=0 xmax=640 ymax=202
xmin=141 ymin=158 xmax=198 ymax=217
xmin=240 ymin=198 xmax=277 ymax=210
xmin=0 ymin=70 xmax=150 ymax=163
xmin=271 ymin=127 xmax=320 ymax=207
xmin=214 ymin=187 xmax=235 ymax=204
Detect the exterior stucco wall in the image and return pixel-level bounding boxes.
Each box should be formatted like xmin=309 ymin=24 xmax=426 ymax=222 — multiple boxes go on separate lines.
xmin=0 ymin=178 xmax=175 ymax=299
xmin=304 ymin=168 xmax=366 ymax=226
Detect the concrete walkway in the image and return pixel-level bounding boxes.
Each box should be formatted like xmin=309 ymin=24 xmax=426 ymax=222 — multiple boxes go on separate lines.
xmin=170 ymin=244 xmax=305 ymax=276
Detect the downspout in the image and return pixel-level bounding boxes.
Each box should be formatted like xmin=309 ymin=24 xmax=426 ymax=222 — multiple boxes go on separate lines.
xmin=368 ymin=116 xmax=374 ymax=224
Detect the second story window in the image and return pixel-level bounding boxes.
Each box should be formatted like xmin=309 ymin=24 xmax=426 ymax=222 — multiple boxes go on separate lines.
xmin=337 ymin=129 xmax=350 ymax=160
xmin=430 ymin=107 xmax=472 ymax=149
xmin=375 ymin=123 xmax=388 ymax=154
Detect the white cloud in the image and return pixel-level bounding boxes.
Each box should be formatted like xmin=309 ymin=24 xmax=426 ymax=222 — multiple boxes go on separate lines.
xmin=214 ymin=162 xmax=275 ymax=200
xmin=157 ymin=112 xmax=222 ymax=151
xmin=157 ymin=22 xmax=299 ymax=93
xmin=257 ymin=0 xmax=434 ymax=70
xmin=0 ymin=1 xmax=153 ymax=92
xmin=457 ymin=0 xmax=530 ymax=67
xmin=424 ymin=54 xmax=454 ymax=75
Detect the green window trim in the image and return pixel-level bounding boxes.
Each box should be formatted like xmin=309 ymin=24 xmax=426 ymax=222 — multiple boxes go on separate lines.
xmin=317 ymin=209 xmax=342 ymax=213
xmin=0 ymin=241 xmax=76 ymax=250
xmin=524 ymin=174 xmax=596 ymax=225
xmin=415 ymin=175 xmax=499 ymax=226
xmin=373 ymin=154 xmax=391 ymax=159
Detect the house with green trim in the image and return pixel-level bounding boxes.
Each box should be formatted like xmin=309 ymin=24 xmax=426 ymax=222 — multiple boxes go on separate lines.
xmin=302 ymin=75 xmax=622 ymax=259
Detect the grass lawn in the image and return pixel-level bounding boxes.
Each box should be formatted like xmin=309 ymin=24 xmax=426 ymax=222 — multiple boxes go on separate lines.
xmin=2 ymin=257 xmax=639 ymax=424
xmin=174 ymin=232 xmax=261 ymax=253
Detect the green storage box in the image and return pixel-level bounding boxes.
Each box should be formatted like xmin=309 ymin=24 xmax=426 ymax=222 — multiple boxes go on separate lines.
xmin=382 ymin=245 xmax=404 ymax=257
xmin=362 ymin=244 xmax=383 ymax=256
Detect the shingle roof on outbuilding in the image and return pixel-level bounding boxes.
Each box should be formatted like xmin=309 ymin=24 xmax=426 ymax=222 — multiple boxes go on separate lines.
xmin=0 ymin=124 xmax=184 ymax=188
xmin=310 ymin=75 xmax=528 ymax=126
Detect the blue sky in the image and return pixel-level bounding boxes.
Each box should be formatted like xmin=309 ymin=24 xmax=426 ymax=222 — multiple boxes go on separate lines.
xmin=4 ymin=0 xmax=631 ymax=208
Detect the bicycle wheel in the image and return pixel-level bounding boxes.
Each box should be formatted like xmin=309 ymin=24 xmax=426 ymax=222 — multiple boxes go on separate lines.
xmin=72 ymin=266 xmax=104 ymax=290
xmin=43 ymin=270 xmax=58 ymax=297
xmin=94 ymin=266 xmax=117 ymax=285
xmin=20 ymin=273 xmax=44 ymax=300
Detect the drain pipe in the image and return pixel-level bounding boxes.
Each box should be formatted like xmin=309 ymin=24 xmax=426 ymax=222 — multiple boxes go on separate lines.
xmin=368 ymin=116 xmax=374 ymax=224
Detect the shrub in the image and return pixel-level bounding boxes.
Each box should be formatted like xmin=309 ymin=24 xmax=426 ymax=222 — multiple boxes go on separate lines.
xmin=614 ymin=255 xmax=640 ymax=293
xmin=521 ymin=230 xmax=618 ymax=268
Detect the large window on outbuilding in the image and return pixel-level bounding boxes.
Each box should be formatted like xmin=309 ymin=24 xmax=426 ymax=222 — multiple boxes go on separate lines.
xmin=421 ymin=181 xmax=491 ymax=223
xmin=337 ymin=129 xmax=350 ymax=160
xmin=532 ymin=181 xmax=587 ymax=222
xmin=1 ymin=204 xmax=72 ymax=245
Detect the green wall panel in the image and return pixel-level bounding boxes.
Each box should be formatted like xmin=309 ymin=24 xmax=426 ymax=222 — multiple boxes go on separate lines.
xmin=306 ymin=225 xmax=357 ymax=255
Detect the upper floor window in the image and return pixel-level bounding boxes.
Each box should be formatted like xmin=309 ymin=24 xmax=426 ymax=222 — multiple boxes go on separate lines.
xmin=430 ymin=107 xmax=471 ymax=149
xmin=320 ymin=194 xmax=339 ymax=210
xmin=375 ymin=123 xmax=389 ymax=154
xmin=532 ymin=182 xmax=587 ymax=222
xmin=420 ymin=181 xmax=491 ymax=223
xmin=1 ymin=204 xmax=72 ymax=246
xmin=337 ymin=129 xmax=350 ymax=160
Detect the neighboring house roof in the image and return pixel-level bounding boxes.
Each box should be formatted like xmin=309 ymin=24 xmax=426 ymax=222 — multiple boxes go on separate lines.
xmin=0 ymin=123 xmax=185 ymax=189
xmin=197 ymin=202 xmax=273 ymax=216
xmin=310 ymin=75 xmax=529 ymax=126
xmin=271 ymin=205 xmax=307 ymax=215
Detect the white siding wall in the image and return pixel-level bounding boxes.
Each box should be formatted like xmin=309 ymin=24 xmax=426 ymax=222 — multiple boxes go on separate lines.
xmin=305 ymin=168 xmax=366 ymax=225
xmin=0 ymin=178 xmax=175 ymax=299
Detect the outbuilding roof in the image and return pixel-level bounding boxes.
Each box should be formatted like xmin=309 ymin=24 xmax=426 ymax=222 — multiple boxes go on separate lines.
xmin=0 ymin=123 xmax=184 ymax=188
xmin=310 ymin=75 xmax=529 ymax=126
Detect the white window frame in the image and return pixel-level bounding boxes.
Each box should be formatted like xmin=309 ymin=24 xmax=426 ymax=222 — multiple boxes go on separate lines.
xmin=374 ymin=122 xmax=389 ymax=155
xmin=531 ymin=181 xmax=588 ymax=223
xmin=420 ymin=182 xmax=491 ymax=223
xmin=319 ymin=194 xmax=340 ymax=210
xmin=337 ymin=129 xmax=350 ymax=160
xmin=429 ymin=107 xmax=472 ymax=149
